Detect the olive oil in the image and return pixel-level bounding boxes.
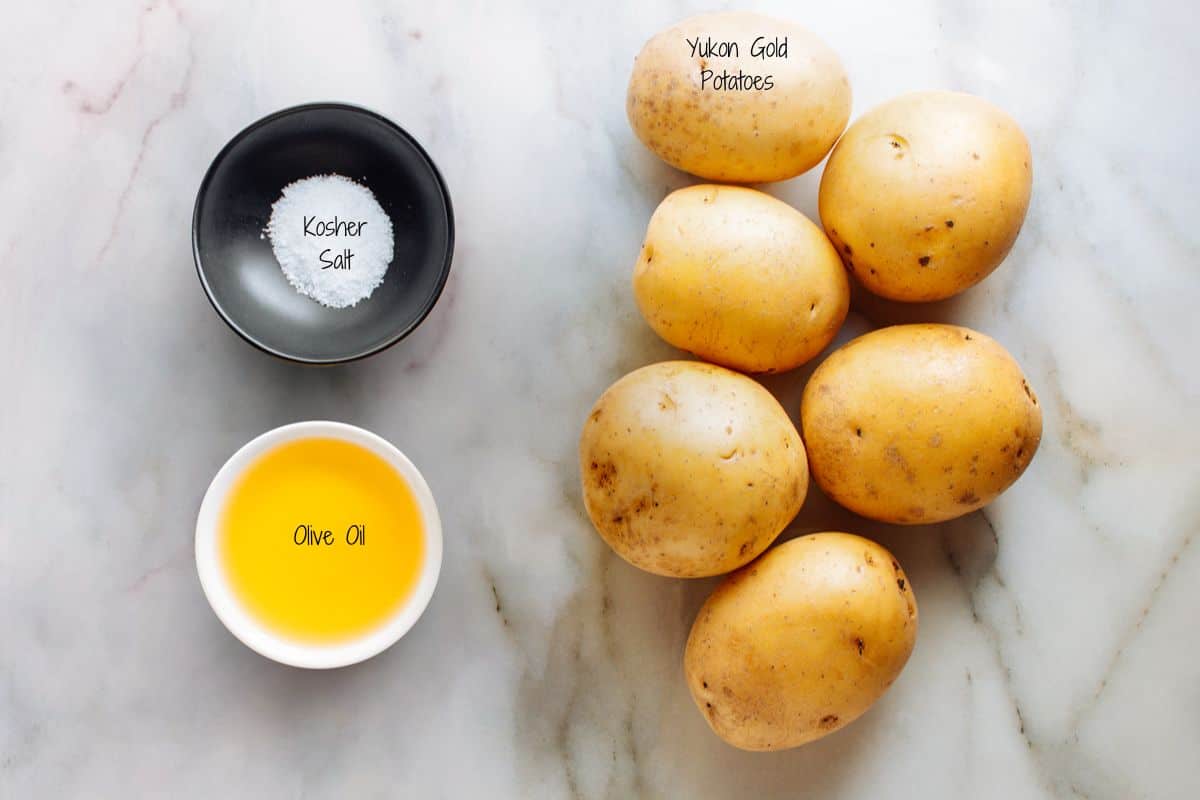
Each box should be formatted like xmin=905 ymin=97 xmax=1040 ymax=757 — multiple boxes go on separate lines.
xmin=219 ymin=437 xmax=424 ymax=643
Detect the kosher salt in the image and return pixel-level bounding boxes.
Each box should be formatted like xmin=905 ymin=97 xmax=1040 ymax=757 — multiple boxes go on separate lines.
xmin=265 ymin=174 xmax=394 ymax=309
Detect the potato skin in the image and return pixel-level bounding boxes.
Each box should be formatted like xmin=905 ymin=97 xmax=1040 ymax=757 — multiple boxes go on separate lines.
xmin=580 ymin=361 xmax=807 ymax=578
xmin=818 ymin=91 xmax=1032 ymax=301
xmin=685 ymin=533 xmax=918 ymax=751
xmin=627 ymin=12 xmax=851 ymax=183
xmin=801 ymin=324 xmax=1042 ymax=524
xmin=633 ymin=185 xmax=849 ymax=374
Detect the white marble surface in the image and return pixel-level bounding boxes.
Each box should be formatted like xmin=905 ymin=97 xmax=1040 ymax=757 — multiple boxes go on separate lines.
xmin=2 ymin=0 xmax=1198 ymax=797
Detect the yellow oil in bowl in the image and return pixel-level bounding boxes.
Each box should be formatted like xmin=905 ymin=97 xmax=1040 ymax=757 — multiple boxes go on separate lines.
xmin=219 ymin=437 xmax=425 ymax=644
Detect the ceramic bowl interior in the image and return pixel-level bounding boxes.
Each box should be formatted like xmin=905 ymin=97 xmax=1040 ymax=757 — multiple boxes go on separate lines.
xmin=195 ymin=421 xmax=443 ymax=668
xmin=193 ymin=104 xmax=453 ymax=364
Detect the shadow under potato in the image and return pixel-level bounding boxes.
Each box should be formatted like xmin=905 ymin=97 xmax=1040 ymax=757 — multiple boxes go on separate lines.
xmin=781 ymin=474 xmax=999 ymax=579
xmin=669 ymin=473 xmax=1000 ymax=631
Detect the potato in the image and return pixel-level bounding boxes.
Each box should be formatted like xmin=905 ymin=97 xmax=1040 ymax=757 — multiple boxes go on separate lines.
xmin=580 ymin=361 xmax=806 ymax=577
xmin=818 ymin=91 xmax=1033 ymax=301
xmin=801 ymin=324 xmax=1041 ymax=524
xmin=686 ymin=533 xmax=918 ymax=751
xmin=633 ymin=185 xmax=849 ymax=374
xmin=627 ymin=12 xmax=851 ymax=183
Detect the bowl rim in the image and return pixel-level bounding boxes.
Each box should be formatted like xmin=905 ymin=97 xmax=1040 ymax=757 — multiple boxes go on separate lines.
xmin=194 ymin=421 xmax=444 ymax=669
xmin=191 ymin=102 xmax=455 ymax=366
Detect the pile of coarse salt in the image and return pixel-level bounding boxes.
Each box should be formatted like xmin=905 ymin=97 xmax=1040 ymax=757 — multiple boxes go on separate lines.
xmin=265 ymin=174 xmax=394 ymax=309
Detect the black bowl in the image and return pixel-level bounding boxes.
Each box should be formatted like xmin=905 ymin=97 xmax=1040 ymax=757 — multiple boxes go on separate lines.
xmin=193 ymin=103 xmax=454 ymax=364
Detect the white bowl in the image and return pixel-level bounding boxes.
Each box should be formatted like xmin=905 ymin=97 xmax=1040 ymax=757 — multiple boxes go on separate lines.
xmin=195 ymin=421 xmax=442 ymax=668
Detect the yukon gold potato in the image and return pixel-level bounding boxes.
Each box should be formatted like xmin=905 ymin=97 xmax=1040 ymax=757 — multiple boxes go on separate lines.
xmin=819 ymin=91 xmax=1032 ymax=301
xmin=633 ymin=185 xmax=849 ymax=374
xmin=627 ymin=12 xmax=851 ymax=183
xmin=686 ymin=533 xmax=918 ymax=751
xmin=580 ymin=361 xmax=806 ymax=578
xmin=801 ymin=324 xmax=1042 ymax=524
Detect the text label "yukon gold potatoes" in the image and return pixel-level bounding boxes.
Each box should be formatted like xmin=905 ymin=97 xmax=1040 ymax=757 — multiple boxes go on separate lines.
xmin=687 ymin=35 xmax=788 ymax=90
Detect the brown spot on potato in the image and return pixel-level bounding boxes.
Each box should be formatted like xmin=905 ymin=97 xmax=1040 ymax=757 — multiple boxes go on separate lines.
xmin=958 ymin=490 xmax=980 ymax=505
xmin=886 ymin=133 xmax=909 ymax=157
xmin=885 ymin=446 xmax=917 ymax=482
xmin=918 ymin=256 xmax=931 ymax=266
xmin=946 ymin=220 xmax=955 ymax=228
xmin=854 ymin=637 xmax=865 ymax=656
xmin=897 ymin=577 xmax=906 ymax=591
xmin=819 ymin=714 xmax=839 ymax=729
xmin=590 ymin=461 xmax=617 ymax=489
